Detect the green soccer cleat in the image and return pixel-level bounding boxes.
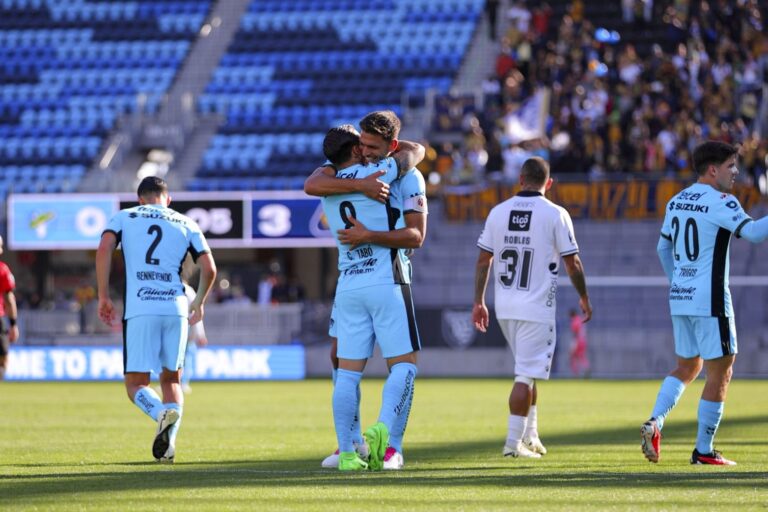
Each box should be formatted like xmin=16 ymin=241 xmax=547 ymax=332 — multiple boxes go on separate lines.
xmin=363 ymin=422 xmax=389 ymax=471
xmin=338 ymin=451 xmax=369 ymax=471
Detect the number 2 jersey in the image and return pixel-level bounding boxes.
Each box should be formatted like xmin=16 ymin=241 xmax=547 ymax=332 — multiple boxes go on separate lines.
xmin=477 ymin=191 xmax=579 ymax=323
xmin=104 ymin=204 xmax=211 ymax=319
xmin=659 ymin=182 xmax=752 ymax=317
xmin=322 ymin=157 xmax=421 ymax=293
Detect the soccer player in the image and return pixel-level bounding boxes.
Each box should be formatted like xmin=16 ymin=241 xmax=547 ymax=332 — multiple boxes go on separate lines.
xmin=181 ymin=281 xmax=208 ymax=394
xmin=316 ymin=113 xmax=425 ymax=470
xmin=96 ymin=176 xmax=216 ymax=463
xmin=0 ymin=235 xmax=19 ymax=380
xmin=569 ymin=308 xmax=589 ymax=377
xmin=472 ymin=157 xmax=592 ymax=458
xmin=306 ymin=119 xmax=428 ymax=470
xmin=641 ymin=140 xmax=768 ymax=466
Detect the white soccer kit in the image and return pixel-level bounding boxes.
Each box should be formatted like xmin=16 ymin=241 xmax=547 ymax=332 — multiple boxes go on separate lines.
xmin=477 ymin=190 xmax=579 ymax=379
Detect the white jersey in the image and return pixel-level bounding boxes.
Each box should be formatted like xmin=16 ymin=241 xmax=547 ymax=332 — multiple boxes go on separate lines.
xmin=477 ymin=191 xmax=578 ymax=322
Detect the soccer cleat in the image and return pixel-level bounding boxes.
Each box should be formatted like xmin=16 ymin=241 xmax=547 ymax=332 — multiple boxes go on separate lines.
xmin=321 ymin=441 xmax=370 ymax=468
xmin=152 ymin=408 xmax=180 ymax=460
xmin=338 ymin=451 xmax=368 ymax=471
xmin=640 ymin=419 xmax=661 ymax=463
xmin=157 ymin=444 xmax=175 ymax=464
xmin=523 ymin=435 xmax=547 ymax=455
xmin=690 ymin=448 xmax=736 ymax=466
xmin=503 ymin=442 xmax=542 ymax=458
xmin=364 ymin=422 xmax=389 ymax=471
xmin=382 ymin=447 xmax=404 ymax=470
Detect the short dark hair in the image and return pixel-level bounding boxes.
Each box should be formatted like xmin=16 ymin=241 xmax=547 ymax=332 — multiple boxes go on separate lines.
xmin=359 ymin=110 xmax=401 ymax=142
xmin=323 ymin=124 xmax=360 ymax=165
xmin=137 ymin=176 xmax=169 ymax=198
xmin=692 ymin=141 xmax=738 ymax=176
xmin=520 ymin=157 xmax=549 ymax=187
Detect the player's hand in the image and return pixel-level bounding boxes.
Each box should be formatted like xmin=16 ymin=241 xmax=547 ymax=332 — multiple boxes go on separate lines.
xmin=189 ymin=301 xmax=204 ymax=325
xmin=98 ymin=297 xmax=116 ymax=326
xmin=472 ymin=303 xmax=489 ymax=332
xmin=579 ymin=296 xmax=593 ymax=323
xmin=8 ymin=325 xmax=18 ymax=343
xmin=359 ymin=170 xmax=389 ymax=203
xmin=337 ymin=217 xmax=370 ymax=249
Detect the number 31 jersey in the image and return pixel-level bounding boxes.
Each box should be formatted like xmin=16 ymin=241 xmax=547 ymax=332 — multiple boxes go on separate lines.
xmin=660 ymin=182 xmax=752 ymax=317
xmin=477 ymin=191 xmax=578 ymax=323
xmin=104 ymin=204 xmax=210 ymax=319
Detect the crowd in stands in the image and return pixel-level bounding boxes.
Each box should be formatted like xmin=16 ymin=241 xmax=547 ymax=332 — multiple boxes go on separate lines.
xmin=424 ymin=0 xmax=768 ymax=190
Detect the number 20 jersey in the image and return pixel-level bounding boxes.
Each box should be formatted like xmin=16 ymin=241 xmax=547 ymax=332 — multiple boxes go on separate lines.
xmin=321 ymin=157 xmax=409 ymax=293
xmin=477 ymin=191 xmax=578 ymax=323
xmin=660 ymin=182 xmax=751 ymax=317
xmin=104 ymin=204 xmax=210 ymax=319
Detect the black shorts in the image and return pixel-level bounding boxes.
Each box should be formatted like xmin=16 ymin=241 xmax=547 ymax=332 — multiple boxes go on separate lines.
xmin=0 ymin=319 xmax=9 ymax=357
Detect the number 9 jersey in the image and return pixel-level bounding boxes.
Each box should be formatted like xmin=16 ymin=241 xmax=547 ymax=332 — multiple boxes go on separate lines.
xmin=104 ymin=204 xmax=211 ymax=319
xmin=477 ymin=191 xmax=578 ymax=323
xmin=660 ymin=182 xmax=752 ymax=317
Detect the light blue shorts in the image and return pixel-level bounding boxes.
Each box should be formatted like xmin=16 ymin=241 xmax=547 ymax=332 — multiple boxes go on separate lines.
xmin=671 ymin=315 xmax=737 ymax=360
xmin=335 ymin=283 xmax=420 ymax=360
xmin=124 ymin=315 xmax=188 ymax=373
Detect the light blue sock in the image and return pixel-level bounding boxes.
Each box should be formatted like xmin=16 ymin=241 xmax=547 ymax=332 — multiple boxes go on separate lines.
xmin=351 ymin=382 xmax=363 ymax=445
xmin=162 ymin=402 xmax=183 ymax=446
xmin=378 ymin=363 xmax=417 ymax=434
xmin=388 ymin=370 xmax=416 ymax=453
xmin=134 ymin=387 xmax=163 ymax=421
xmin=333 ymin=369 xmax=362 ymax=453
xmin=650 ymin=376 xmax=686 ymax=430
xmin=331 ymin=368 xmax=337 ymax=384
xmin=695 ymin=399 xmax=724 ymax=454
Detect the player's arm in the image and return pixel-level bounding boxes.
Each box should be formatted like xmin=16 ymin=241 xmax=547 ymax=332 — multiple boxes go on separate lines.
xmin=735 ymin=216 xmax=768 ymax=243
xmin=189 ymin=252 xmax=217 ymax=326
xmin=472 ymin=248 xmax=494 ymax=333
xmin=4 ymin=290 xmax=18 ymax=342
xmin=657 ymin=233 xmax=674 ymax=281
xmin=95 ymin=231 xmax=118 ymax=326
xmin=337 ymin=212 xmax=426 ymax=249
xmin=563 ymin=253 xmax=592 ymax=322
xmin=304 ymin=165 xmax=389 ymax=203
xmin=392 ymin=140 xmax=425 ymax=177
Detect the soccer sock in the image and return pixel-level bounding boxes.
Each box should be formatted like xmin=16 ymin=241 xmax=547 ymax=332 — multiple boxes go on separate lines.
xmin=164 ymin=402 xmax=183 ymax=447
xmin=378 ymin=362 xmax=417 ymax=433
xmin=650 ymin=376 xmax=686 ymax=430
xmin=506 ymin=414 xmax=527 ymax=447
xmin=134 ymin=387 xmax=163 ymax=421
xmin=523 ymin=405 xmax=539 ymax=439
xmin=333 ymin=369 xmax=363 ymax=453
xmin=695 ymin=399 xmax=724 ymax=454
xmin=388 ymin=366 xmax=417 ymax=453
xmin=331 ymin=368 xmax=337 ymax=384
xmin=351 ymin=382 xmax=363 ymax=445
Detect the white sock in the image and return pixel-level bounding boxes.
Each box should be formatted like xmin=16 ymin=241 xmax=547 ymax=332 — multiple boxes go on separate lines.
xmin=524 ymin=405 xmax=539 ymax=439
xmin=506 ymin=414 xmax=527 ymax=447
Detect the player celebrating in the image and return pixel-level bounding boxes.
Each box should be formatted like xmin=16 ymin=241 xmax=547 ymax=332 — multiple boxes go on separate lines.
xmin=96 ymin=176 xmax=216 ymax=463
xmin=473 ymin=157 xmax=592 ymax=458
xmin=641 ymin=140 xmax=768 ymax=466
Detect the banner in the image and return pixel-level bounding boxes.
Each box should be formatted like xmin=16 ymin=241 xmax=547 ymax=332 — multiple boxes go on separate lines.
xmin=120 ymin=199 xmax=244 ymax=241
xmin=505 ymin=88 xmax=550 ymax=144
xmin=251 ymin=197 xmax=334 ymax=247
xmin=443 ymin=180 xmax=763 ymax=221
xmin=5 ymin=345 xmax=306 ymax=381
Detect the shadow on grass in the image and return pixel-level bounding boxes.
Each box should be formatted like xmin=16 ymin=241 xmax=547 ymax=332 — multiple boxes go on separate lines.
xmin=1 ymin=415 xmax=766 ymax=502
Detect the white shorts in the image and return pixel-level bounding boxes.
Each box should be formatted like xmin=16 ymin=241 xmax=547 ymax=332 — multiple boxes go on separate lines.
xmin=124 ymin=315 xmax=188 ymax=373
xmin=498 ymin=318 xmax=556 ymax=380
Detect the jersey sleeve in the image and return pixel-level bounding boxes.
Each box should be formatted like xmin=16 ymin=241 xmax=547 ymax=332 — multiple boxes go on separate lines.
xmin=103 ymin=211 xmax=123 ymax=243
xmin=398 ymin=169 xmax=428 ymax=214
xmin=187 ymin=222 xmax=211 ymax=262
xmin=0 ymin=264 xmax=15 ymax=293
xmin=477 ymin=211 xmax=495 ymax=253
xmin=554 ymin=207 xmax=578 ymax=256
xmin=660 ymin=203 xmax=673 ymax=239
xmin=710 ymin=195 xmax=753 ymax=234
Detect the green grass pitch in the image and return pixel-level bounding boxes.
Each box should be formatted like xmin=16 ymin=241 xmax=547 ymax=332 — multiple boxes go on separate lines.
xmin=1 ymin=379 xmax=766 ymax=511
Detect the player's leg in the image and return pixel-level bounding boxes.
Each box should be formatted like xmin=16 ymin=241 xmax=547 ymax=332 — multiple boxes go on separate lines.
xmin=181 ymin=340 xmax=197 ymax=393
xmin=333 ymin=290 xmax=373 ymax=470
xmin=691 ymin=316 xmax=737 ymax=465
xmin=0 ymin=329 xmax=10 ymax=379
xmin=153 ymin=316 xmax=188 ymax=462
xmin=642 ymin=315 xmax=701 ymax=463
xmin=523 ymin=382 xmax=546 ymax=455
xmin=369 ymin=283 xmax=420 ymax=470
xmin=124 ymin=317 xmax=164 ymax=420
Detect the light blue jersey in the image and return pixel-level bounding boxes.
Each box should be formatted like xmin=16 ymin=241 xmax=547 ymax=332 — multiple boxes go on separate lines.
xmin=659 ymin=183 xmax=752 ymax=317
xmin=322 ymin=157 xmax=408 ymax=292
xmin=104 ymin=204 xmax=210 ymax=319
